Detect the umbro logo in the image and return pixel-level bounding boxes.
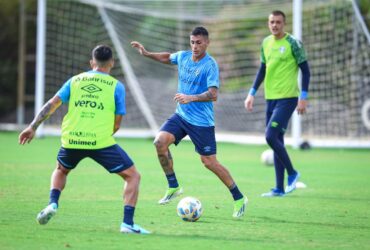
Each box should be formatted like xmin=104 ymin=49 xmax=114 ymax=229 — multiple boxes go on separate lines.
xmin=81 ymin=84 xmax=102 ymax=94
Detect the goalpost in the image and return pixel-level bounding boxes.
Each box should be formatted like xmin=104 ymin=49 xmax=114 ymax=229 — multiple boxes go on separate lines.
xmin=34 ymin=0 xmax=370 ymax=148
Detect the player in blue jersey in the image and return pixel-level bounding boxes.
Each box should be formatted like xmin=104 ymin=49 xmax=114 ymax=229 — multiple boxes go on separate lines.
xmin=244 ymin=10 xmax=311 ymax=197
xmin=19 ymin=45 xmax=150 ymax=234
xmin=131 ymin=26 xmax=248 ymax=218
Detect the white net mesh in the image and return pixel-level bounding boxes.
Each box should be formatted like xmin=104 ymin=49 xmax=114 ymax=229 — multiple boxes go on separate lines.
xmin=43 ymin=0 xmax=370 ymax=146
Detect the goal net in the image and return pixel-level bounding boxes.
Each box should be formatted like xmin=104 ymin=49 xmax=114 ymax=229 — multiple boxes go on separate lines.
xmin=40 ymin=0 xmax=370 ymax=147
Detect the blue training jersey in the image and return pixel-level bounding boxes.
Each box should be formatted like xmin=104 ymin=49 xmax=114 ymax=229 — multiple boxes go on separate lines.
xmin=57 ymin=70 xmax=126 ymax=115
xmin=170 ymin=51 xmax=219 ymax=127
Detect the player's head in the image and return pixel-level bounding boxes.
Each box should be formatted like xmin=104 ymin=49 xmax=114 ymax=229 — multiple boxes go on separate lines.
xmin=190 ymin=26 xmax=209 ymax=60
xmin=90 ymin=45 xmax=114 ymax=70
xmin=268 ymin=10 xmax=286 ymax=38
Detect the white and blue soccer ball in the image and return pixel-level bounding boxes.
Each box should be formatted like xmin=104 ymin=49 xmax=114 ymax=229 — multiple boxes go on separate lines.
xmin=177 ymin=197 xmax=203 ymax=222
xmin=261 ymin=149 xmax=274 ymax=166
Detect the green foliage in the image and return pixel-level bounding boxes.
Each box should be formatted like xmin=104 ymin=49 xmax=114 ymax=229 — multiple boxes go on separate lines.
xmin=357 ymin=0 xmax=370 ymax=28
xmin=0 ymin=0 xmax=37 ymax=121
xmin=1 ymin=132 xmax=370 ymax=249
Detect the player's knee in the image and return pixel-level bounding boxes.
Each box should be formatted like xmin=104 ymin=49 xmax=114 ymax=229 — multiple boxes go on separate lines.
xmin=132 ymin=171 xmax=141 ymax=184
xmin=265 ymin=134 xmax=273 ymax=146
xmin=154 ymin=139 xmax=167 ymax=153
xmin=201 ymin=156 xmax=213 ymax=169
xmin=126 ymin=168 xmax=141 ymax=184
xmin=56 ymin=163 xmax=70 ymax=175
xmin=265 ymin=130 xmax=278 ymax=147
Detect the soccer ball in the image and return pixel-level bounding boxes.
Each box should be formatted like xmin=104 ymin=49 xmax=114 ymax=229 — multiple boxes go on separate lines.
xmin=177 ymin=197 xmax=203 ymax=222
xmin=261 ymin=149 xmax=274 ymax=166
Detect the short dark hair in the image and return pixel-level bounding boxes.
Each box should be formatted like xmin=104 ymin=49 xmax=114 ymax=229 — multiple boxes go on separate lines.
xmin=92 ymin=45 xmax=113 ymax=62
xmin=271 ymin=10 xmax=286 ymax=22
xmin=191 ymin=26 xmax=209 ymax=38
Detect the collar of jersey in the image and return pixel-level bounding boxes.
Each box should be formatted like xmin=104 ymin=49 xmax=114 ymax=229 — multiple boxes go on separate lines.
xmin=88 ymin=70 xmax=109 ymax=75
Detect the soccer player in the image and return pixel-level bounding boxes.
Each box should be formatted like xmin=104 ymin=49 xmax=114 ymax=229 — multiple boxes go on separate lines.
xmin=131 ymin=26 xmax=248 ymax=218
xmin=244 ymin=10 xmax=311 ymax=197
xmin=18 ymin=45 xmax=150 ymax=234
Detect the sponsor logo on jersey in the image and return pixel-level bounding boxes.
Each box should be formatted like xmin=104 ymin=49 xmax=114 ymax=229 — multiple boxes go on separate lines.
xmin=81 ymin=84 xmax=102 ymax=94
xmin=81 ymin=93 xmax=99 ymax=99
xmin=74 ymin=100 xmax=104 ymax=110
xmin=279 ymin=46 xmax=286 ymax=53
xmin=68 ymin=139 xmax=97 ymax=146
xmin=69 ymin=131 xmax=96 ymax=138
xmin=75 ymin=76 xmax=114 ymax=86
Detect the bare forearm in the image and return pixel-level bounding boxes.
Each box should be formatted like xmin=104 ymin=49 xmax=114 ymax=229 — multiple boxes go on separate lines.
xmin=30 ymin=102 xmax=53 ymax=130
xmin=131 ymin=41 xmax=171 ymax=64
xmin=30 ymin=96 xmax=61 ymax=131
xmin=190 ymin=90 xmax=216 ymax=102
xmin=144 ymin=51 xmax=171 ymax=64
xmin=174 ymin=87 xmax=218 ymax=104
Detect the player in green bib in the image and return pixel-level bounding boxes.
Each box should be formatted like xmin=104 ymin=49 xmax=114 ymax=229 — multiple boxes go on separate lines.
xmin=244 ymin=10 xmax=311 ymax=197
xmin=19 ymin=45 xmax=150 ymax=234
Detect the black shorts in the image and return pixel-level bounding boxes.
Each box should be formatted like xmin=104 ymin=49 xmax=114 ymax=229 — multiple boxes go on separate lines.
xmin=57 ymin=144 xmax=134 ymax=173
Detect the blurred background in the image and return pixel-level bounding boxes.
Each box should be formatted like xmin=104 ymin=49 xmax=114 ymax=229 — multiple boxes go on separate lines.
xmin=0 ymin=0 xmax=37 ymax=124
xmin=0 ymin=0 xmax=369 ymax=148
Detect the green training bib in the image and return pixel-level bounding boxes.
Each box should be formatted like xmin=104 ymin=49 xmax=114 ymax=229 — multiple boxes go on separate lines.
xmin=61 ymin=72 xmax=118 ymax=149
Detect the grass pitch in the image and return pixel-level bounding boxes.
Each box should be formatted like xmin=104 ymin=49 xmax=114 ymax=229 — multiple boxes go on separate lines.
xmin=0 ymin=132 xmax=369 ymax=250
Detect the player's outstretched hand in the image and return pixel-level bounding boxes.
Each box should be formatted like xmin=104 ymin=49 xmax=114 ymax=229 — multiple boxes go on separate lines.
xmin=19 ymin=127 xmax=35 ymax=145
xmin=244 ymin=94 xmax=254 ymax=112
xmin=131 ymin=41 xmax=147 ymax=56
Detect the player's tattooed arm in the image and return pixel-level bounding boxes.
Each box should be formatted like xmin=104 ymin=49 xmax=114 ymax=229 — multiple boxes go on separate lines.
xmin=19 ymin=95 xmax=62 ymax=145
xmin=174 ymin=87 xmax=218 ymax=104
xmin=30 ymin=95 xmax=62 ymax=131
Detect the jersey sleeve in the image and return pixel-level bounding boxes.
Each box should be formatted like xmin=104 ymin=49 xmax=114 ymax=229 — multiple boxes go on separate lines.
xmin=114 ymin=81 xmax=126 ymax=115
xmin=206 ymin=60 xmax=220 ymax=88
xmin=56 ymin=78 xmax=72 ymax=103
xmin=170 ymin=51 xmax=182 ymax=65
xmin=290 ymin=37 xmax=307 ymax=64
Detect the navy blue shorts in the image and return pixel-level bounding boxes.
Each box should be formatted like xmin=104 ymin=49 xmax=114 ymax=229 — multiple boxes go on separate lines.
xmin=160 ymin=113 xmax=216 ymax=156
xmin=57 ymin=144 xmax=134 ymax=173
xmin=266 ymin=97 xmax=298 ymax=133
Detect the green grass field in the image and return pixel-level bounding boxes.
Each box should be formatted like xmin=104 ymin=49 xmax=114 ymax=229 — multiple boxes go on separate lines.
xmin=1 ymin=132 xmax=369 ymax=250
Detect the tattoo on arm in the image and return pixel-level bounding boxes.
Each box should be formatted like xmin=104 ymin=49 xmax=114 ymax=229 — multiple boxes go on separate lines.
xmin=192 ymin=89 xmax=216 ymax=102
xmin=30 ymin=102 xmax=53 ymax=131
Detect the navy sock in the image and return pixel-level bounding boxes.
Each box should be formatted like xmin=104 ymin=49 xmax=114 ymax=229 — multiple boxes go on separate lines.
xmin=123 ymin=205 xmax=135 ymax=226
xmin=229 ymin=183 xmax=243 ymax=201
xmin=273 ymin=153 xmax=285 ymax=192
xmin=277 ymin=133 xmax=296 ymax=176
xmin=166 ymin=173 xmax=179 ymax=188
xmin=49 ymin=189 xmax=61 ymax=206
